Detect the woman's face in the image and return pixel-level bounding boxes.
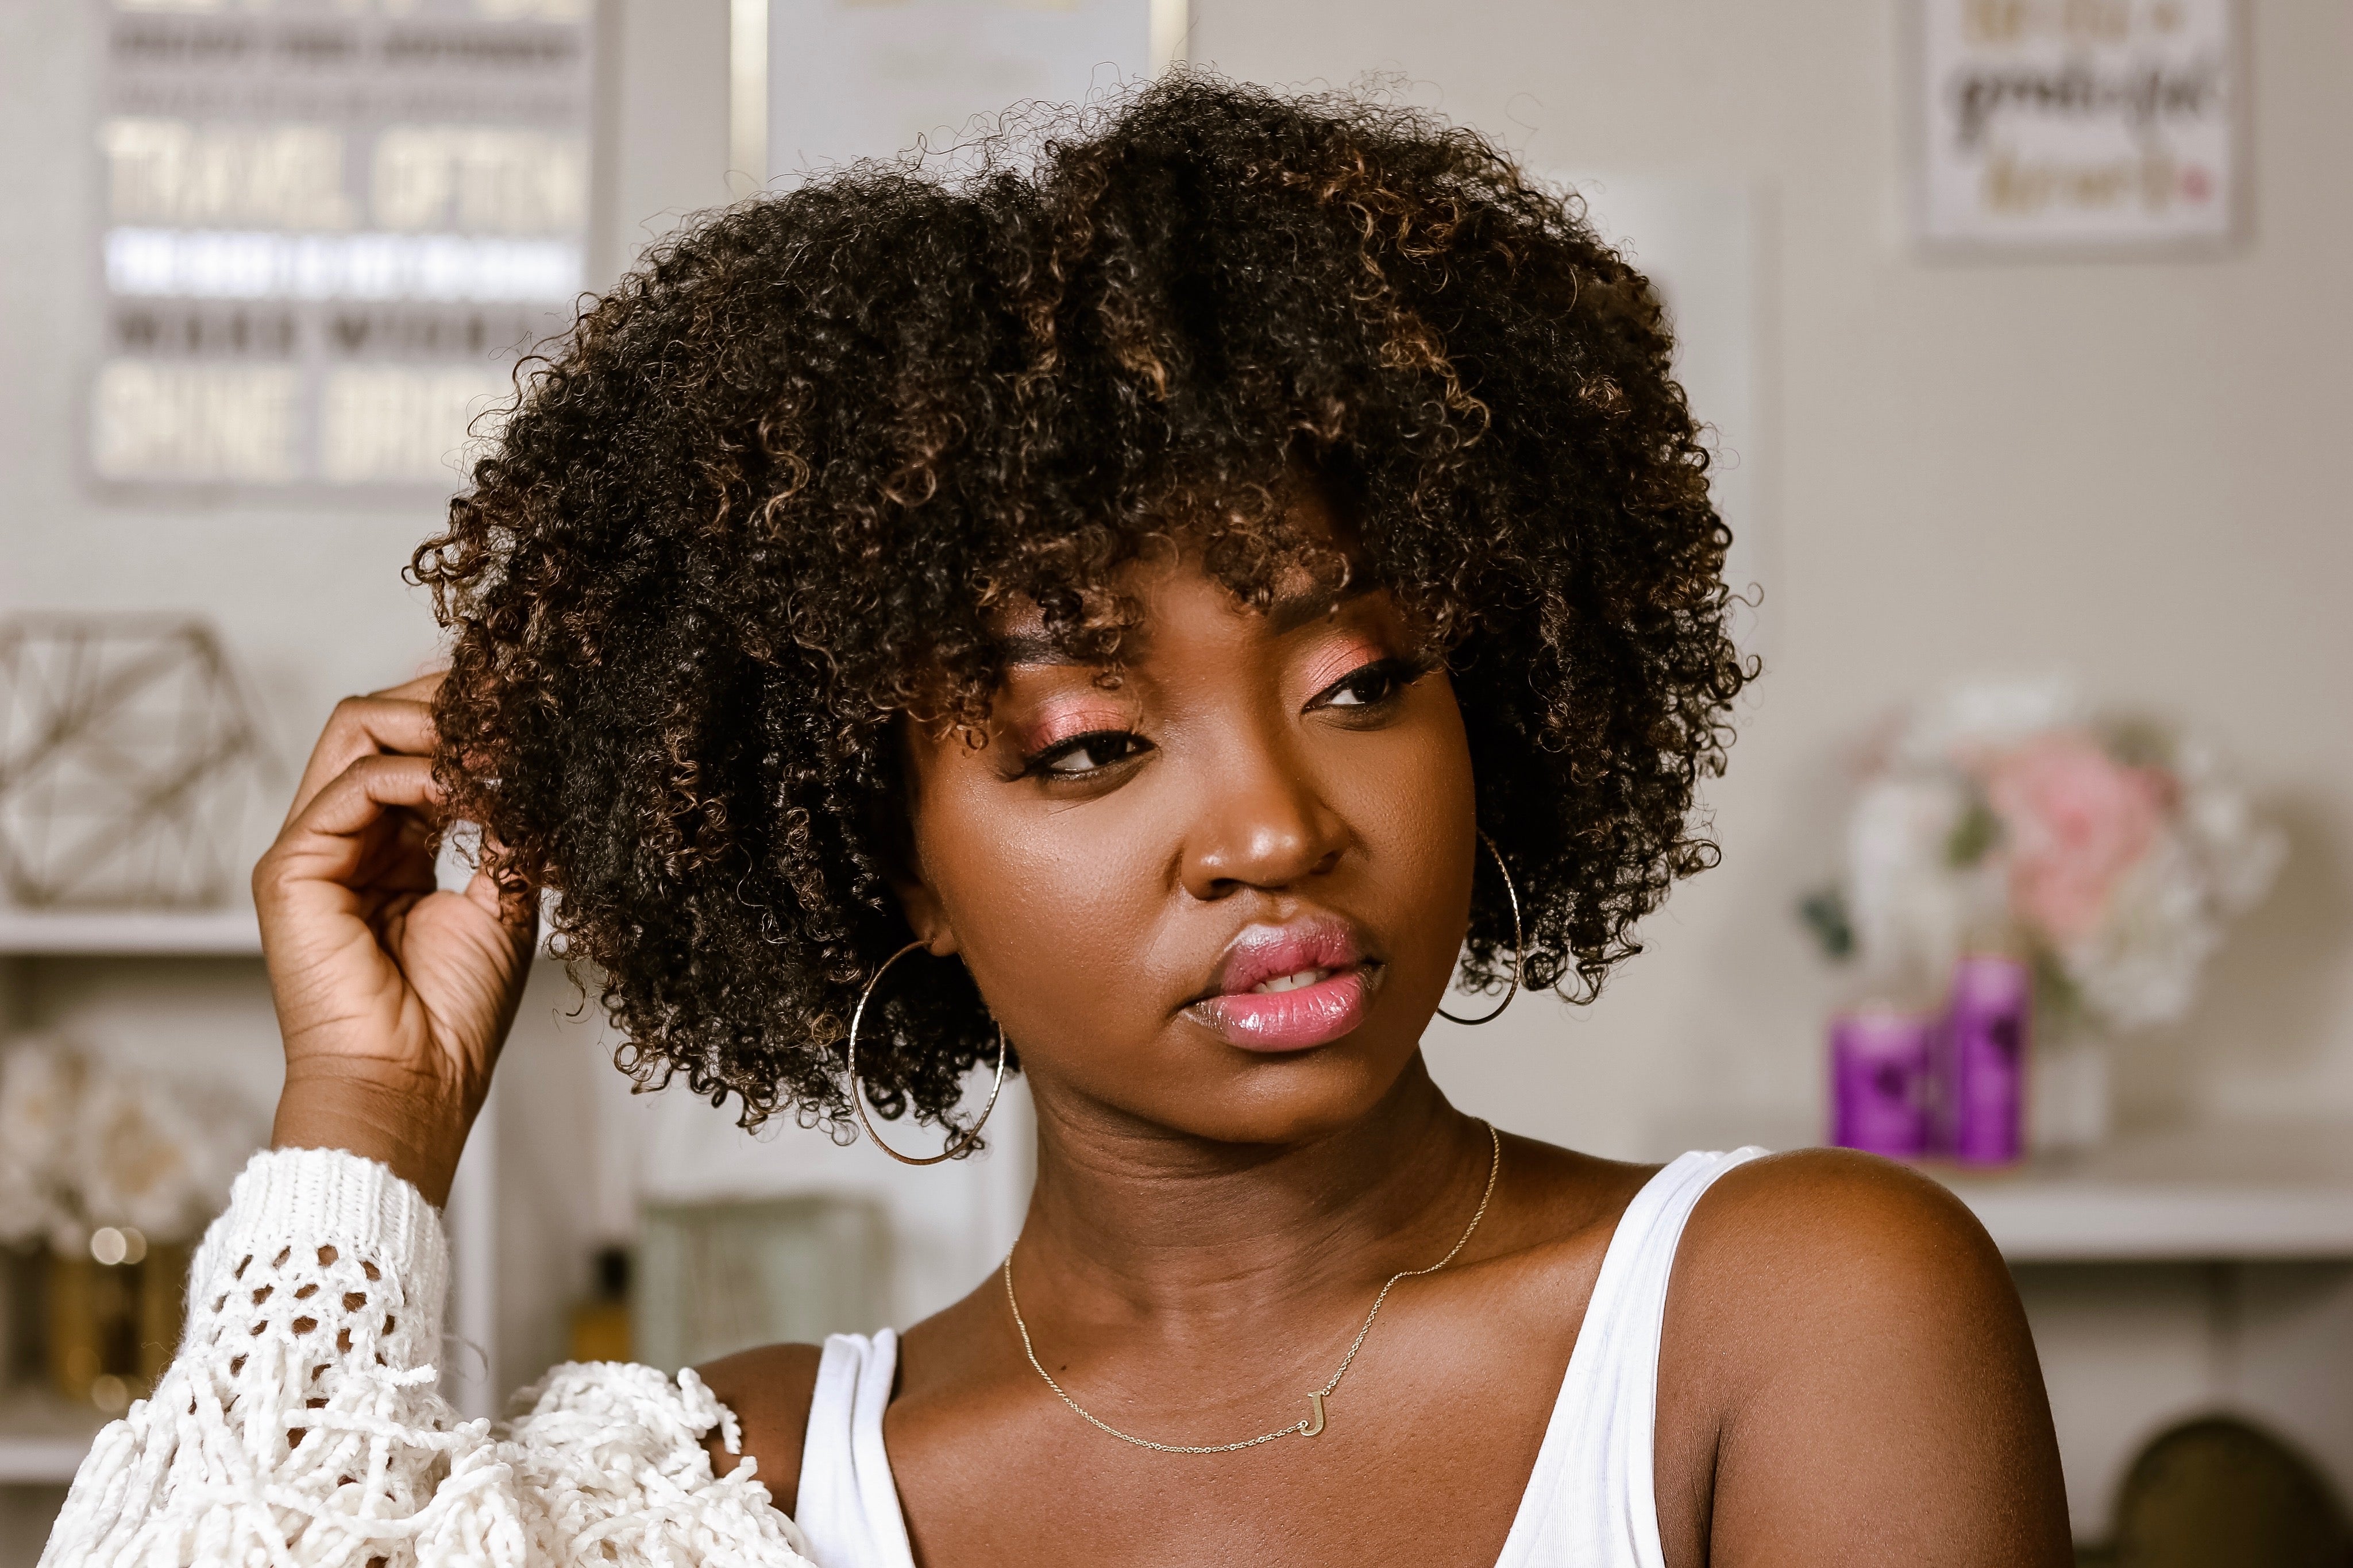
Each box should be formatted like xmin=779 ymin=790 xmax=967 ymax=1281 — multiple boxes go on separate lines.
xmin=896 ymin=504 xmax=1479 ymax=1145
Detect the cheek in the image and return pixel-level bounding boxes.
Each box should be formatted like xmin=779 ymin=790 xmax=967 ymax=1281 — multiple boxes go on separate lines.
xmin=1318 ymin=675 xmax=1479 ymax=975
xmin=910 ymin=773 xmax=1163 ymax=1044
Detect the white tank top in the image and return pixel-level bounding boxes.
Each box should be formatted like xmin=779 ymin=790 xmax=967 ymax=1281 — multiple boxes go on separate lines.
xmin=794 ymin=1146 xmax=1765 ymax=1568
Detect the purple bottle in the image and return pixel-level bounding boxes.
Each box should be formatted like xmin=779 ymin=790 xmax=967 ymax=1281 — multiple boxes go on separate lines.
xmin=1830 ymin=1010 xmax=1934 ymax=1157
xmin=1946 ymin=955 xmax=2030 ymax=1166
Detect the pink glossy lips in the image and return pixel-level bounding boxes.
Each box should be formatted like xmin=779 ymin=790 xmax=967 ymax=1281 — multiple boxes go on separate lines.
xmin=1186 ymin=917 xmax=1382 ymax=1052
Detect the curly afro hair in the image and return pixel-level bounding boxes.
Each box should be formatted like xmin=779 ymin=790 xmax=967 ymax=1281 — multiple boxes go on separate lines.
xmin=412 ymin=72 xmax=1751 ymax=1142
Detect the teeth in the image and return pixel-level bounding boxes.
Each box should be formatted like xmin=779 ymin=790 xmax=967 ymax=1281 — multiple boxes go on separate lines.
xmin=1252 ymin=967 xmax=1332 ymax=995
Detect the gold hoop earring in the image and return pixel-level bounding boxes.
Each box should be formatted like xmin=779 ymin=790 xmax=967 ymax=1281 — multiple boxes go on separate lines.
xmin=846 ymin=939 xmax=1009 ymax=1166
xmin=1437 ymin=830 xmax=1522 ymax=1027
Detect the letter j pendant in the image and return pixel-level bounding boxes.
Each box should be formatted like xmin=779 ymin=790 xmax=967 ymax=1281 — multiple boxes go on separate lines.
xmin=1302 ymin=1391 xmax=1328 ymax=1438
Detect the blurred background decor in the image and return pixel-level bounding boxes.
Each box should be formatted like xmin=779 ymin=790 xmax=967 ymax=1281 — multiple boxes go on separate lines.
xmin=0 ymin=1032 xmax=263 ymax=1418
xmin=2085 ymin=1415 xmax=2353 ymax=1568
xmin=88 ymin=0 xmax=594 ymax=493
xmin=0 ymin=616 xmax=272 ymax=912
xmin=632 ymin=1195 xmax=891 ymax=1373
xmin=1912 ymin=0 xmax=2240 ymax=253
xmin=1807 ymin=677 xmax=2283 ymax=1159
xmin=751 ymin=0 xmax=1175 ymax=187
xmin=5 ymin=0 xmax=2351 ymax=1559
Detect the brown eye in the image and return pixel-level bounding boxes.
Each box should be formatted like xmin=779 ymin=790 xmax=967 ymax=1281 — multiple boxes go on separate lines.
xmin=1032 ymin=731 xmax=1151 ymax=777
xmin=1311 ymin=660 xmax=1408 ymax=710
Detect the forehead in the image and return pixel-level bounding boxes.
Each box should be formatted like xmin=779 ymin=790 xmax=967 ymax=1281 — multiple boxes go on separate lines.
xmin=992 ymin=548 xmax=1379 ymax=673
xmin=988 ymin=484 xmax=1368 ymax=669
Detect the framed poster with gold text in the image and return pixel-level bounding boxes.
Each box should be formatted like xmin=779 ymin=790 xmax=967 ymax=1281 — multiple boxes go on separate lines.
xmin=1912 ymin=0 xmax=2239 ymax=253
xmin=88 ymin=0 xmax=596 ymax=496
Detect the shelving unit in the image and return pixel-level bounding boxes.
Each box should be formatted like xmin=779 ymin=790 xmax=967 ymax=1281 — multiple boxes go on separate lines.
xmin=0 ymin=902 xmax=500 ymax=1488
xmin=1669 ymin=1113 xmax=2353 ymax=1265
xmin=1938 ymin=1123 xmax=2353 ymax=1264
xmin=0 ymin=906 xmax=261 ymax=958
xmin=0 ymin=1401 xmax=105 ymax=1488
xmin=0 ymin=908 xmax=260 ymax=1486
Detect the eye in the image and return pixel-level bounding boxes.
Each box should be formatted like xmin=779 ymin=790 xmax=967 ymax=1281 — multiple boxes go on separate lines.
xmin=1025 ymin=729 xmax=1153 ymax=778
xmin=1308 ymin=658 xmax=1414 ymax=711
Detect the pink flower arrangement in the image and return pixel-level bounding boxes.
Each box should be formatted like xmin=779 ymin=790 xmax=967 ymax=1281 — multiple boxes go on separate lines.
xmin=1804 ymin=678 xmax=2281 ymax=1034
xmin=1986 ymin=733 xmax=2170 ymax=945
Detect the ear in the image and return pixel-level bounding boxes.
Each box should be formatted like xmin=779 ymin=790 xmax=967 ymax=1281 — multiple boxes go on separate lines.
xmin=887 ymin=863 xmax=962 ymax=958
xmin=877 ymin=720 xmax=961 ymax=957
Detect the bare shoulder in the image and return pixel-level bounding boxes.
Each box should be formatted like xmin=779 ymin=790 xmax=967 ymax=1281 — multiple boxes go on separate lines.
xmin=1680 ymin=1146 xmax=2012 ymax=1310
xmin=1657 ymin=1148 xmax=2072 ymax=1566
xmin=696 ymin=1342 xmax=826 ymax=1513
xmin=1671 ymin=1146 xmax=2033 ymax=1408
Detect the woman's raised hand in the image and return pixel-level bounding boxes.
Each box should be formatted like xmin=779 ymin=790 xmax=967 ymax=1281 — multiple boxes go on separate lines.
xmin=254 ymin=674 xmax=538 ymax=1206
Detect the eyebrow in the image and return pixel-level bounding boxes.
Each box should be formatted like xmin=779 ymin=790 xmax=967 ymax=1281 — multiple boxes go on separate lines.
xmin=997 ymin=631 xmax=1075 ymax=668
xmin=1266 ymin=574 xmax=1380 ymax=636
xmin=994 ymin=574 xmax=1382 ymax=669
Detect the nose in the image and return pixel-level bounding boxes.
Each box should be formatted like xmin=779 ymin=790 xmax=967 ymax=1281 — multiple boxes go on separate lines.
xmin=1179 ymin=728 xmax=1349 ymax=901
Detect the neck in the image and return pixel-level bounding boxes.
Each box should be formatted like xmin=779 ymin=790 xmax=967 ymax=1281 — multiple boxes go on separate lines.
xmin=1013 ymin=1056 xmax=1494 ymax=1340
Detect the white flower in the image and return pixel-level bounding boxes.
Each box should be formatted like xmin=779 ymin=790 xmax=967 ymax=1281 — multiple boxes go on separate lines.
xmin=74 ymin=1067 xmax=257 ymax=1242
xmin=0 ymin=1036 xmax=263 ymax=1249
xmin=1894 ymin=675 xmax=2083 ymax=770
xmin=2061 ymin=829 xmax=2219 ymax=1030
xmin=1845 ymin=774 xmax=1986 ymax=982
xmin=0 ymin=1039 xmax=83 ymax=1247
xmin=2171 ymin=740 xmax=2286 ymax=917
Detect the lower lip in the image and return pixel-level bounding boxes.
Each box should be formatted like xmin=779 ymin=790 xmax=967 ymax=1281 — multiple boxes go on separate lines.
xmin=1187 ymin=966 xmax=1378 ymax=1052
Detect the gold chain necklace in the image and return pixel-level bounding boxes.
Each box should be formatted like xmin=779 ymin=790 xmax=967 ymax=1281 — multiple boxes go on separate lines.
xmin=1002 ymin=1120 xmax=1503 ymax=1455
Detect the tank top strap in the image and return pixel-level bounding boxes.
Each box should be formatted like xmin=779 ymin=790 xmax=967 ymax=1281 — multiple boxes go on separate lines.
xmin=791 ymin=1329 xmax=917 ymax=1568
xmin=1495 ymin=1146 xmax=1770 ymax=1568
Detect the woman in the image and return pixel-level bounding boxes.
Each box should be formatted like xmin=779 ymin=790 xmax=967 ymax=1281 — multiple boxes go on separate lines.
xmin=47 ymin=77 xmax=2070 ymax=1567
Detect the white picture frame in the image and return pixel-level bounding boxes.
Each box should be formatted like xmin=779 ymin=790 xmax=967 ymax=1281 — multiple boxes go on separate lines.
xmin=737 ymin=0 xmax=1183 ymax=188
xmin=1910 ymin=0 xmax=2241 ymax=254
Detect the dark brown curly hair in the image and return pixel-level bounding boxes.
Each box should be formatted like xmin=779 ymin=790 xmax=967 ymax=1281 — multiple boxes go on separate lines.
xmin=411 ymin=72 xmax=1750 ymax=1141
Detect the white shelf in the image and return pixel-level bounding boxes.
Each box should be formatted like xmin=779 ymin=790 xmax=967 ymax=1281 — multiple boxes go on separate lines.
xmin=0 ymin=1434 xmax=92 ymax=1486
xmin=0 ymin=906 xmax=567 ymax=960
xmin=1660 ymin=1114 xmax=2353 ymax=1264
xmin=1936 ymin=1123 xmax=2353 ymax=1263
xmin=0 ymin=906 xmax=262 ymax=957
xmin=0 ymin=1399 xmax=106 ymax=1486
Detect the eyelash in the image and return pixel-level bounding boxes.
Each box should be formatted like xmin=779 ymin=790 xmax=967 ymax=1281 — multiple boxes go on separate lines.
xmin=1020 ymin=729 xmax=1150 ymax=779
xmin=1016 ymin=656 xmax=1425 ymax=779
xmin=1307 ymin=655 xmax=1424 ymax=713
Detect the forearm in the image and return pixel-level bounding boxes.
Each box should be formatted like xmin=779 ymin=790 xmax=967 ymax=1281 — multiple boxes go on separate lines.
xmin=43 ymin=1146 xmax=460 ymax=1567
xmin=44 ymin=1146 xmax=816 ymax=1568
xmin=271 ymin=1059 xmax=477 ymax=1207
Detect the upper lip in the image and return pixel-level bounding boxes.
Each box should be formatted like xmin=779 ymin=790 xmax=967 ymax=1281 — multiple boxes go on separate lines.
xmin=1193 ymin=914 xmax=1374 ymax=1002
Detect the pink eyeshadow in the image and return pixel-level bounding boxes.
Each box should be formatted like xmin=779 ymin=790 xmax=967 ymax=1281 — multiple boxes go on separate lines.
xmin=1297 ymin=637 xmax=1391 ymax=700
xmin=1018 ymin=701 xmax=1133 ymax=752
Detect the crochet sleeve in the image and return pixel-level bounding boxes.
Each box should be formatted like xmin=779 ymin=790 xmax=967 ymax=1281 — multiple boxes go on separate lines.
xmin=41 ymin=1146 xmax=816 ymax=1567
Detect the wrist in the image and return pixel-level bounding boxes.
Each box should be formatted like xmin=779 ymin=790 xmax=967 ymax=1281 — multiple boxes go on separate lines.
xmin=272 ymin=1063 xmax=476 ymax=1207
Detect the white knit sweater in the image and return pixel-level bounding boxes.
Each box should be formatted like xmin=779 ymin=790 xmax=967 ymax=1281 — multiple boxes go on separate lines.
xmin=42 ymin=1146 xmax=816 ymax=1567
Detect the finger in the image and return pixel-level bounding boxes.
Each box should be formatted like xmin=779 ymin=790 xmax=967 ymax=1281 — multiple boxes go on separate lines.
xmin=286 ymin=695 xmax=442 ymax=828
xmin=464 ymin=869 xmax=541 ymax=939
xmin=268 ymin=755 xmax=443 ymax=892
xmin=365 ymin=669 xmax=448 ymax=704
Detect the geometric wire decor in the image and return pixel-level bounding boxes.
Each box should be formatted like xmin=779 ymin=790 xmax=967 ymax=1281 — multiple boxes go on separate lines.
xmin=0 ymin=616 xmax=273 ymax=909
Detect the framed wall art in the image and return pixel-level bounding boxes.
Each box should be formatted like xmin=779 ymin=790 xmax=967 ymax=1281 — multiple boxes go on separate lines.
xmin=87 ymin=0 xmax=597 ymax=495
xmin=736 ymin=0 xmax=1184 ymax=187
xmin=1911 ymin=0 xmax=2240 ymax=253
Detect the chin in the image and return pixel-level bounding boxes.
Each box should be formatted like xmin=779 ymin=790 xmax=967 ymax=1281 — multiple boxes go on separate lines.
xmin=1151 ymin=1028 xmax=1428 ymax=1147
